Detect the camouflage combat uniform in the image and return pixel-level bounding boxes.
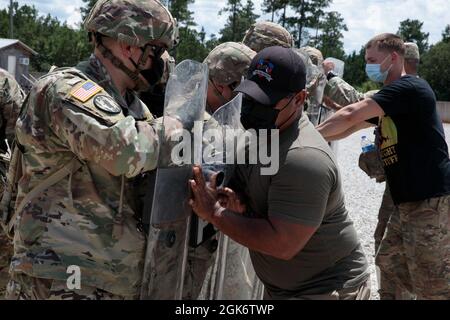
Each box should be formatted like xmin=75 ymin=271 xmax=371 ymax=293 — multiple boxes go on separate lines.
xmin=0 ymin=68 xmax=24 ymax=299
xmin=242 ymin=21 xmax=293 ymax=53
xmin=5 ymin=0 xmax=177 ymax=300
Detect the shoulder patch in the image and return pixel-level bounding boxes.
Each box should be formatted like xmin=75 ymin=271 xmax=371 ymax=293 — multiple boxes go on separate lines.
xmin=70 ymin=80 xmax=103 ymax=102
xmin=94 ymin=95 xmax=122 ymax=114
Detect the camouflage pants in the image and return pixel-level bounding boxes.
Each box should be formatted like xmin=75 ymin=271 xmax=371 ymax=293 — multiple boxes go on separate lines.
xmin=0 ymin=232 xmax=13 ymax=300
xmin=375 ymin=194 xmax=450 ymax=300
xmin=5 ymin=273 xmax=130 ymax=300
xmin=374 ymin=185 xmax=415 ymax=300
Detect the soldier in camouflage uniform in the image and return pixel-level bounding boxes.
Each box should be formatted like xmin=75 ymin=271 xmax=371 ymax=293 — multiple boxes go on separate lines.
xmin=242 ymin=21 xmax=293 ymax=53
xmin=302 ymin=46 xmax=324 ymax=66
xmin=204 ymin=42 xmax=256 ymax=115
xmin=0 ymin=68 xmax=24 ymax=299
xmin=197 ymin=42 xmax=260 ymax=300
xmin=5 ymin=0 xmax=177 ymax=300
xmin=320 ymin=42 xmax=422 ymax=300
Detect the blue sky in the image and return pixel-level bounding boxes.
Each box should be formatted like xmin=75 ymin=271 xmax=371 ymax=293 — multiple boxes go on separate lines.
xmin=1 ymin=0 xmax=449 ymax=54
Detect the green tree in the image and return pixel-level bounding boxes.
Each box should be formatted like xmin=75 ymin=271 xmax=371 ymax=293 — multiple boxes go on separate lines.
xmin=219 ymin=0 xmax=259 ymax=42
xmin=421 ymin=41 xmax=450 ymax=101
xmin=312 ymin=11 xmax=347 ymax=59
xmin=80 ymin=0 xmax=98 ymax=21
xmin=286 ymin=0 xmax=331 ymax=47
xmin=219 ymin=0 xmax=243 ymax=42
xmin=397 ymin=19 xmax=429 ymax=54
xmin=176 ymin=28 xmax=209 ymax=62
xmin=0 ymin=3 xmax=91 ymax=72
xmin=262 ymin=0 xmax=289 ymax=25
xmin=168 ymin=0 xmax=196 ymax=27
xmin=442 ymin=24 xmax=450 ymax=43
xmin=343 ymin=48 xmax=367 ymax=87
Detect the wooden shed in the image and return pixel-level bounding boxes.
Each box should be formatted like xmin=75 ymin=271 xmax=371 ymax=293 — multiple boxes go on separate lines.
xmin=0 ymin=38 xmax=37 ymax=89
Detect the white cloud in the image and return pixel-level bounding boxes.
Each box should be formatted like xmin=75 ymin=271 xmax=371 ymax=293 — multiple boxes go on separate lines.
xmin=1 ymin=0 xmax=449 ymax=53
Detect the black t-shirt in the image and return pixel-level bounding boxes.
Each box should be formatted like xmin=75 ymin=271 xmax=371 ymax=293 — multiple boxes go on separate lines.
xmin=372 ymin=75 xmax=450 ymax=204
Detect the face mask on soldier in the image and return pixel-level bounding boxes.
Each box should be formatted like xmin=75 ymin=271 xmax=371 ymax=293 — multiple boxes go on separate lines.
xmin=130 ymin=45 xmax=166 ymax=90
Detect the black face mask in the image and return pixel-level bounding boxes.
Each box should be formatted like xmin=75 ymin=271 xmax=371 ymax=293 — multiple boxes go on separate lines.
xmin=130 ymin=54 xmax=165 ymax=88
xmin=240 ymin=98 xmax=280 ymax=130
xmin=240 ymin=96 xmax=294 ymax=131
xmin=140 ymin=55 xmax=165 ymax=86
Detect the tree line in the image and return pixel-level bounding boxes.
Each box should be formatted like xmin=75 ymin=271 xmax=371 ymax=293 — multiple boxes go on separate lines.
xmin=1 ymin=0 xmax=449 ymax=100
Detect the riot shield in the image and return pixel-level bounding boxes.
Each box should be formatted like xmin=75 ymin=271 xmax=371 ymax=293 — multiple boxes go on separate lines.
xmin=198 ymin=94 xmax=264 ymax=300
xmin=141 ymin=60 xmax=208 ymax=300
xmin=324 ymin=57 xmax=345 ymax=78
xmin=307 ymin=69 xmax=327 ymax=126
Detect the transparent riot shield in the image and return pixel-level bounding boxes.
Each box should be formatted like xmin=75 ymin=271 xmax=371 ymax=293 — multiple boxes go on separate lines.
xmin=141 ymin=60 xmax=208 ymax=300
xmin=198 ymin=94 xmax=264 ymax=300
xmin=308 ymin=69 xmax=327 ymax=126
xmin=321 ymin=57 xmax=345 ymax=155
xmin=324 ymin=57 xmax=345 ymax=78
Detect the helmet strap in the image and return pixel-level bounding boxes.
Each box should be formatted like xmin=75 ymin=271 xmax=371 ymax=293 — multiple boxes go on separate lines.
xmin=95 ymin=33 xmax=150 ymax=92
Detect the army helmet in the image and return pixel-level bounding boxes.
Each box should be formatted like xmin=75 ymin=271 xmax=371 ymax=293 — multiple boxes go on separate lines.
xmin=404 ymin=42 xmax=420 ymax=60
xmin=242 ymin=21 xmax=294 ymax=53
xmin=84 ymin=0 xmax=179 ymax=49
xmin=204 ymin=42 xmax=256 ymax=86
xmin=301 ymin=46 xmax=324 ymax=66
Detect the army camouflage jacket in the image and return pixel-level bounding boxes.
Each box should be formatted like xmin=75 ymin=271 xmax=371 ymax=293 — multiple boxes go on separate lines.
xmin=12 ymin=55 xmax=160 ymax=297
xmin=0 ymin=68 xmax=24 ymax=150
xmin=324 ymin=76 xmax=365 ymax=107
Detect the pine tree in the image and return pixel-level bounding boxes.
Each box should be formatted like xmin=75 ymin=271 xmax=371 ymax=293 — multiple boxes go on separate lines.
xmin=286 ymin=0 xmax=331 ymax=47
xmin=397 ymin=19 xmax=429 ymax=54
xmin=312 ymin=11 xmax=347 ymax=59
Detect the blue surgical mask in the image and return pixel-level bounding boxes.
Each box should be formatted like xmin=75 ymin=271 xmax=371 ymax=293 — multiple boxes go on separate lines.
xmin=365 ymin=55 xmax=393 ymax=83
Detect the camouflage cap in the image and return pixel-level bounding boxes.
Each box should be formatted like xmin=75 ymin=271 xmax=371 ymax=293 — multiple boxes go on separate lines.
xmin=404 ymin=42 xmax=420 ymax=60
xmin=204 ymin=42 xmax=256 ymax=86
xmin=301 ymin=46 xmax=324 ymax=66
xmin=84 ymin=0 xmax=178 ymax=49
xmin=242 ymin=21 xmax=294 ymax=53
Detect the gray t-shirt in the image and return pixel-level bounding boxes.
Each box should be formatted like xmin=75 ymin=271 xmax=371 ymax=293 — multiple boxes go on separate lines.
xmin=231 ymin=114 xmax=369 ymax=298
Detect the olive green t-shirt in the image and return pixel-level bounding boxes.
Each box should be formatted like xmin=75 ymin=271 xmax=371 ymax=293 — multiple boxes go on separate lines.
xmin=231 ymin=114 xmax=369 ymax=298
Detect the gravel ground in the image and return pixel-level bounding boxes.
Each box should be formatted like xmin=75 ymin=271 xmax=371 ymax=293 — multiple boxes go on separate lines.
xmin=335 ymin=123 xmax=450 ymax=300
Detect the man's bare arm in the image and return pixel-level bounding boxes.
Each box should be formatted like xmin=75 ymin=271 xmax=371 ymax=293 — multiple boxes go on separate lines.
xmin=316 ymin=98 xmax=384 ymax=140
xmin=211 ymin=210 xmax=317 ymax=261
xmin=326 ymin=121 xmax=375 ymax=141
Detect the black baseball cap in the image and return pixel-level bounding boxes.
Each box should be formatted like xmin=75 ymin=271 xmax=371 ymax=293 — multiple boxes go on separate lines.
xmin=234 ymin=46 xmax=306 ymax=105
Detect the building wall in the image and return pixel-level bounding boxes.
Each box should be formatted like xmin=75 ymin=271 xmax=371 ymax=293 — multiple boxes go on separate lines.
xmin=0 ymin=45 xmax=32 ymax=88
xmin=437 ymin=101 xmax=450 ymax=123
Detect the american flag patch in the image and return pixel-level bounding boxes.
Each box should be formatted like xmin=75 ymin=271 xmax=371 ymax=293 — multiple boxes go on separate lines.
xmin=70 ymin=80 xmax=103 ymax=102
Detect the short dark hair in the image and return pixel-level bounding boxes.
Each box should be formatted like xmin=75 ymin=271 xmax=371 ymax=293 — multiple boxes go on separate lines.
xmin=366 ymin=33 xmax=406 ymax=56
